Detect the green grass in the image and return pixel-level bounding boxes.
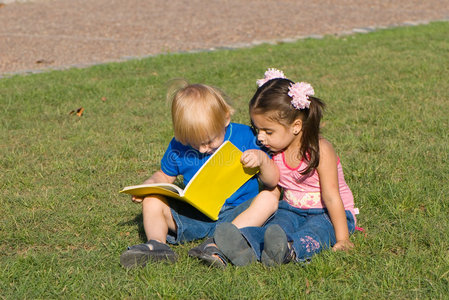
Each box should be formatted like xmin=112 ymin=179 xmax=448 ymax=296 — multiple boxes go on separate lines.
xmin=1 ymin=22 xmax=449 ymax=299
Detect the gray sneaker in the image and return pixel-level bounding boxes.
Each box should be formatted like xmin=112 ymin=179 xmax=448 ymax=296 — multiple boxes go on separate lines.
xmin=261 ymin=224 xmax=295 ymax=266
xmin=214 ymin=223 xmax=257 ymax=266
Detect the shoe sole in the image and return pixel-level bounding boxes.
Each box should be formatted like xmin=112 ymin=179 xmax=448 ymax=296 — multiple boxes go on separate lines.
xmin=261 ymin=224 xmax=288 ymax=266
xmin=214 ymin=223 xmax=256 ymax=266
xmin=120 ymin=249 xmax=177 ymax=269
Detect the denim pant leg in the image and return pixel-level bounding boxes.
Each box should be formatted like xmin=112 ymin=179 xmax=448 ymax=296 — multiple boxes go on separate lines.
xmin=287 ymin=210 xmax=355 ymax=261
xmin=286 ymin=213 xmax=334 ymax=261
xmin=167 ymin=198 xmax=254 ymax=244
xmin=240 ymin=207 xmax=356 ymax=262
xmin=215 ymin=198 xmax=253 ymax=227
xmin=238 ymin=205 xmax=309 ymax=260
xmin=239 ymin=226 xmax=266 ymax=260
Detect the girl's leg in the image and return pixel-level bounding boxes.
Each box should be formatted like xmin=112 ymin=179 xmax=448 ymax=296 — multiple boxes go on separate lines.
xmin=289 ymin=210 xmax=355 ymax=260
xmin=220 ymin=203 xmax=308 ymax=263
xmin=288 ymin=214 xmax=335 ymax=261
xmin=270 ymin=210 xmax=355 ymax=263
xmin=142 ymin=195 xmax=177 ymax=243
xmin=260 ymin=214 xmax=332 ymax=266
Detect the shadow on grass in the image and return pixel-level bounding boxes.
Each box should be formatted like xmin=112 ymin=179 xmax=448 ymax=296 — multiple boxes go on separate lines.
xmin=119 ymin=213 xmax=147 ymax=242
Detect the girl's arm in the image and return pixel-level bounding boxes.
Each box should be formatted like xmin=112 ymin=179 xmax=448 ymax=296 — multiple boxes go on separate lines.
xmin=131 ymin=170 xmax=177 ymax=203
xmin=317 ymin=139 xmax=354 ymax=251
xmin=232 ymin=186 xmax=281 ymax=228
xmin=240 ymin=149 xmax=279 ymax=189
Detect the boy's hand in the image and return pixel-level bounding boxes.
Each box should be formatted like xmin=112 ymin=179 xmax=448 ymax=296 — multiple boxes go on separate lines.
xmin=332 ymin=239 xmax=354 ymax=252
xmin=240 ymin=150 xmax=265 ymax=168
xmin=131 ymin=195 xmax=144 ymax=203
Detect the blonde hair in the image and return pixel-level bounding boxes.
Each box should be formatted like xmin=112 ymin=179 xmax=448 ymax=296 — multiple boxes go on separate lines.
xmin=168 ymin=80 xmax=234 ymax=146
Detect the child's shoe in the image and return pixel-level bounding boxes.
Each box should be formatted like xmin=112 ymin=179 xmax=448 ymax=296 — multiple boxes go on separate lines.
xmin=188 ymin=237 xmax=228 ymax=268
xmin=214 ymin=223 xmax=256 ymax=266
xmin=120 ymin=239 xmax=177 ymax=269
xmin=261 ymin=224 xmax=295 ymax=266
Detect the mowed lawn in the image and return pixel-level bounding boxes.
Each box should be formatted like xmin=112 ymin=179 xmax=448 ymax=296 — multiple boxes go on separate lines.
xmin=1 ymin=22 xmax=448 ymax=299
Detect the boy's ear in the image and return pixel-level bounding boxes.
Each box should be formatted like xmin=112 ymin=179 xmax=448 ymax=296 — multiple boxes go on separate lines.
xmin=224 ymin=113 xmax=231 ymax=127
xmin=292 ymin=118 xmax=302 ymax=135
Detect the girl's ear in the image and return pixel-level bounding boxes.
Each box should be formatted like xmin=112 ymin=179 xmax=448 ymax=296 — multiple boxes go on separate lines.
xmin=291 ymin=118 xmax=303 ymax=135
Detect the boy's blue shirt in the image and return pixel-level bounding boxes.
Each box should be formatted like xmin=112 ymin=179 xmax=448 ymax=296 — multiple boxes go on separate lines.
xmin=160 ymin=123 xmax=260 ymax=206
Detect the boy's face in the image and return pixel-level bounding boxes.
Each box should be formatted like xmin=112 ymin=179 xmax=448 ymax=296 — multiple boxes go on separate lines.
xmin=190 ymin=130 xmax=226 ymax=155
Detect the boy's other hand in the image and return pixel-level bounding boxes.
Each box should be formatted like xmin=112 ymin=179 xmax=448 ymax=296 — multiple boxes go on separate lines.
xmin=131 ymin=195 xmax=144 ymax=203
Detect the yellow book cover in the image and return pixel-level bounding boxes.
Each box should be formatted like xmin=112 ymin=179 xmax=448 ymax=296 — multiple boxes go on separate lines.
xmin=120 ymin=141 xmax=259 ymax=220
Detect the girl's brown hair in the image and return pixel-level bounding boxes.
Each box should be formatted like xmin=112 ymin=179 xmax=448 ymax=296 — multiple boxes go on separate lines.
xmin=168 ymin=80 xmax=234 ymax=146
xmin=249 ymin=78 xmax=325 ymax=175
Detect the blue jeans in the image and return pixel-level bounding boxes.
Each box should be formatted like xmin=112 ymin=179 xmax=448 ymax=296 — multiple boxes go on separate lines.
xmin=167 ymin=198 xmax=253 ymax=244
xmin=239 ymin=201 xmax=356 ymax=261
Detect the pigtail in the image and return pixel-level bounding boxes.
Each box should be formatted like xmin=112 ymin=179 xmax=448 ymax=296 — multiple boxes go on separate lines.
xmin=250 ymin=75 xmax=325 ymax=175
xmin=299 ymin=96 xmax=325 ymax=175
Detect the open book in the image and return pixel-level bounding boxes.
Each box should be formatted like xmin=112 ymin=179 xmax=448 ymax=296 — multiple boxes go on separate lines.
xmin=120 ymin=141 xmax=259 ymax=220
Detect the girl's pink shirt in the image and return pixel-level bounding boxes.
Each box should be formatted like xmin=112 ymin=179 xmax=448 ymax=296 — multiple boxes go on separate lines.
xmin=273 ymin=152 xmax=356 ymax=222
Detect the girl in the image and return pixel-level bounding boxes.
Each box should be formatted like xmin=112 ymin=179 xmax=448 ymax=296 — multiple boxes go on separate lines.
xmin=213 ymin=68 xmax=357 ymax=266
xmin=120 ymin=80 xmax=279 ymax=269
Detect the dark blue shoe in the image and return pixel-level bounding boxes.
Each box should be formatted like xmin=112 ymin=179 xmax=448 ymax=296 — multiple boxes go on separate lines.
xmin=120 ymin=239 xmax=177 ymax=269
xmin=188 ymin=237 xmax=228 ymax=268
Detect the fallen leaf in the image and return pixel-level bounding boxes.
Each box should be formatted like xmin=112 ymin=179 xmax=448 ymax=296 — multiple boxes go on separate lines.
xmin=35 ymin=59 xmax=54 ymax=64
xmin=76 ymin=107 xmax=84 ymax=116
xmin=69 ymin=107 xmax=84 ymax=117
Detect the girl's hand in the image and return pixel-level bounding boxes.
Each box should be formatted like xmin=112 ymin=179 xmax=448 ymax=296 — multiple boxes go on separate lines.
xmin=240 ymin=149 xmax=265 ymax=168
xmin=241 ymin=149 xmax=279 ymax=189
xmin=131 ymin=195 xmax=144 ymax=203
xmin=332 ymin=239 xmax=354 ymax=252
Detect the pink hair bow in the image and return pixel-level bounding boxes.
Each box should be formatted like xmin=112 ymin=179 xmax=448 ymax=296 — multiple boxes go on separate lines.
xmin=288 ymin=82 xmax=314 ymax=110
xmin=257 ymin=68 xmax=315 ymax=110
xmin=256 ymin=68 xmax=286 ymax=87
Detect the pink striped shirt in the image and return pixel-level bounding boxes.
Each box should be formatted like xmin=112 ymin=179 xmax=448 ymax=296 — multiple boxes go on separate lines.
xmin=273 ymin=152 xmax=356 ymax=221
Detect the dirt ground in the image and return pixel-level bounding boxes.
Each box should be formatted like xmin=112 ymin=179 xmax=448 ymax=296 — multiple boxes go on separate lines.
xmin=1 ymin=0 xmax=448 ymax=76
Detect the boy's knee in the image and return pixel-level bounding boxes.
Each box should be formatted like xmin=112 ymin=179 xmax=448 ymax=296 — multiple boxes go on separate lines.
xmin=269 ymin=199 xmax=279 ymax=214
xmin=142 ymin=195 xmax=170 ymax=211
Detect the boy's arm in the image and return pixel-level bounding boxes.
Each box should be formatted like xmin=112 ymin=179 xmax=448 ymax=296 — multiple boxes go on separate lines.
xmin=240 ymin=149 xmax=279 ymax=189
xmin=131 ymin=170 xmax=176 ymax=203
xmin=142 ymin=170 xmax=176 ymax=184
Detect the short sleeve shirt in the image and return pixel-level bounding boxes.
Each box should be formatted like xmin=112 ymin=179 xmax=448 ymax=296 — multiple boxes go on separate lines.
xmin=160 ymin=123 xmax=260 ymax=206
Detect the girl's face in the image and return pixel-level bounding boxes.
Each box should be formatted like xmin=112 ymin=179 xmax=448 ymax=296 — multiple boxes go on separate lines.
xmin=251 ymin=112 xmax=301 ymax=153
